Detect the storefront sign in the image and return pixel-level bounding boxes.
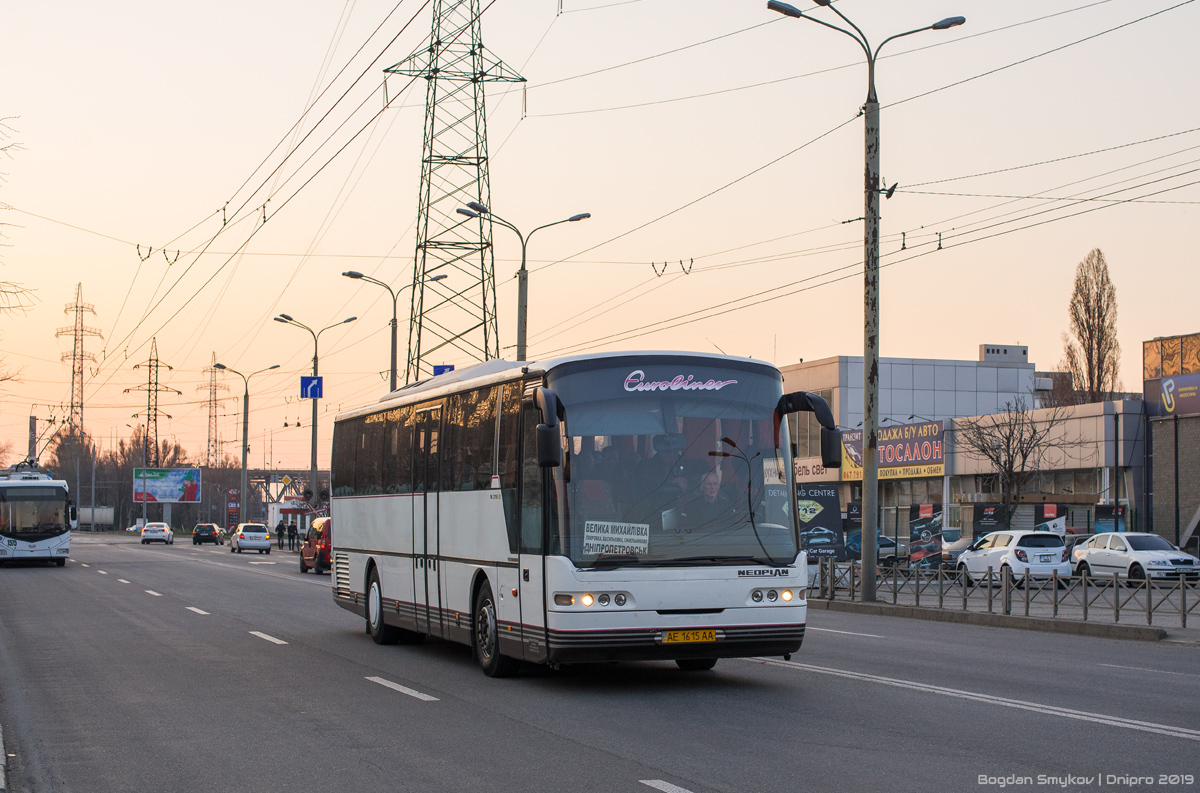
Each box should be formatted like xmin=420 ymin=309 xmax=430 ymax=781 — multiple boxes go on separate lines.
xmin=793 ymin=456 xmax=836 ymax=483
xmin=1034 ymin=503 xmax=1068 ymax=535
xmin=1153 ymin=372 xmax=1200 ymax=416
xmin=1094 ymin=505 xmax=1126 ymax=533
xmin=972 ymin=503 xmax=1009 ymax=538
xmin=841 ymin=420 xmax=945 ymax=481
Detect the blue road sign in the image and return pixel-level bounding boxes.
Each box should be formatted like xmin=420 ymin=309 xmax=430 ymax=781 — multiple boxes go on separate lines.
xmin=433 ymin=364 xmax=455 ymax=376
xmin=301 ymin=376 xmax=323 ymax=399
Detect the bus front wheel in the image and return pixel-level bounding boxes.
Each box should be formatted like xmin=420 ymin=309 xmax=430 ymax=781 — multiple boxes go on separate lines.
xmin=55 ymin=558 xmax=66 ymax=567
xmin=474 ymin=581 xmax=520 ymax=678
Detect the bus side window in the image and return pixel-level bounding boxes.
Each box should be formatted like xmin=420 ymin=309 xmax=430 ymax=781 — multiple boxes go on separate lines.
xmin=497 ymin=383 xmax=521 ymax=553
xmin=520 ymin=404 xmax=544 ymax=554
xmin=331 ymin=419 xmax=358 ymax=497
xmin=383 ymin=407 xmax=414 ymax=494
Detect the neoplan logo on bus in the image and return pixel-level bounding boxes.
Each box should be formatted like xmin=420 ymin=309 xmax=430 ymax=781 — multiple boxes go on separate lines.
xmin=738 ymin=569 xmax=789 ymax=577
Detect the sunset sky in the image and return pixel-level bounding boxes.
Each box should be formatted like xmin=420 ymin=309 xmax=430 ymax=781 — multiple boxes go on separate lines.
xmin=3 ymin=0 xmax=1197 ymax=470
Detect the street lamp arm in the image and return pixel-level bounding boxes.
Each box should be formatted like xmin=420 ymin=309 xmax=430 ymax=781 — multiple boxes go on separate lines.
xmin=823 ymin=3 xmax=872 ymax=56
xmin=875 ymin=26 xmax=938 ymax=59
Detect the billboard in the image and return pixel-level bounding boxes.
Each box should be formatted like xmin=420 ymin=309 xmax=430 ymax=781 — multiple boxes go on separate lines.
xmin=841 ymin=420 xmax=945 ymax=481
xmin=797 ymin=483 xmax=846 ymax=561
xmin=908 ymin=503 xmax=944 ymax=568
xmin=132 ymin=468 xmax=202 ymax=503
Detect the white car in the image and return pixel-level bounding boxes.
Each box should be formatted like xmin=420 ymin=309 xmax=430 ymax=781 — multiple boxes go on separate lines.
xmin=230 ymin=523 xmax=272 ymax=554
xmin=957 ymin=530 xmax=1070 ymax=585
xmin=1072 ymin=532 xmax=1199 ymax=583
xmin=141 ymin=522 xmax=174 ymax=545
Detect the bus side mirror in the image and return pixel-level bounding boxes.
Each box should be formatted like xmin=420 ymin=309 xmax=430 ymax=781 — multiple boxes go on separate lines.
xmin=820 ymin=427 xmax=842 ymax=470
xmin=536 ymin=424 xmax=562 ymax=468
xmin=69 ymin=503 xmax=78 ymax=522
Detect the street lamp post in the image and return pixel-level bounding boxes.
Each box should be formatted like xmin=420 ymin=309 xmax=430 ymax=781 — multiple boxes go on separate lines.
xmin=274 ymin=314 xmax=356 ymax=505
xmin=456 ymin=203 xmax=590 ymax=362
xmin=341 ymin=271 xmax=449 ymax=392
xmin=768 ymin=0 xmax=963 ymax=600
xmin=214 ymin=363 xmax=279 ymax=525
xmin=126 ymin=423 xmax=147 ymax=524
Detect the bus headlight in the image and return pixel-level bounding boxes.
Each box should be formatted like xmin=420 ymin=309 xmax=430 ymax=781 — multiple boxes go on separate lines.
xmin=766 ymin=590 xmax=778 ymax=602
xmin=554 ymin=594 xmax=574 ymax=606
xmin=614 ymin=593 xmax=627 ymax=606
xmin=781 ymin=589 xmax=793 ymax=602
xmin=751 ymin=590 xmax=764 ymax=602
xmin=581 ymin=593 xmax=594 ymax=607
xmin=598 ymin=593 xmax=610 ymax=606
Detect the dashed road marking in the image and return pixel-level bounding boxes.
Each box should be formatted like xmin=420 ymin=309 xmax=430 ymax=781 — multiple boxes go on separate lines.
xmin=145 ymin=590 xmax=162 ymax=597
xmin=186 ymin=607 xmax=210 ymax=615
xmin=248 ymin=561 xmax=275 ymax=565
xmin=366 ymin=676 xmax=438 ymax=702
xmin=81 ymin=563 xmax=90 ymax=568
xmin=97 ymin=570 xmax=108 ymax=575
xmin=807 ymin=627 xmax=885 ymax=638
xmin=640 ymin=781 xmax=695 ymax=793
xmin=250 ymin=631 xmax=287 ymax=645
xmin=751 ymin=658 xmax=1200 ymax=742
xmin=1099 ymin=663 xmax=1200 ymax=679
xmin=118 ymin=579 xmax=131 ymax=584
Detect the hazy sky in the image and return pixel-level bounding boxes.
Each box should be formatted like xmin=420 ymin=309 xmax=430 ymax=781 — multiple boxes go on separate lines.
xmin=2 ymin=0 xmax=1197 ymax=470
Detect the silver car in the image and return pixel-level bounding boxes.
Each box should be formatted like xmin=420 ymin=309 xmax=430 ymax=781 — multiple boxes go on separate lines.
xmin=230 ymin=523 xmax=272 ymax=554
xmin=1072 ymin=532 xmax=1199 ymax=582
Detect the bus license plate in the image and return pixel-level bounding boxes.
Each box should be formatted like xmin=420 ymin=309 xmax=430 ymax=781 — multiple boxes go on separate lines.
xmin=662 ymin=630 xmax=716 ymax=644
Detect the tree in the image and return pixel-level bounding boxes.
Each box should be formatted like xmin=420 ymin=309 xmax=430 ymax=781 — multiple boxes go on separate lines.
xmin=1062 ymin=248 xmax=1120 ymax=403
xmin=0 ymin=118 xmax=34 ymax=385
xmin=955 ymin=397 xmax=1071 ymax=529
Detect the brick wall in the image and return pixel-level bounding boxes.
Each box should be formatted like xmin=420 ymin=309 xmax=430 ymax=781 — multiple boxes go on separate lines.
xmin=1151 ymin=414 xmax=1200 ymax=547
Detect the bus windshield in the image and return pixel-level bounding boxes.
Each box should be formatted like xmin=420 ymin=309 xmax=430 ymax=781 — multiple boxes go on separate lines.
xmin=546 ymin=360 xmax=797 ymax=567
xmin=0 ymin=486 xmax=70 ymax=539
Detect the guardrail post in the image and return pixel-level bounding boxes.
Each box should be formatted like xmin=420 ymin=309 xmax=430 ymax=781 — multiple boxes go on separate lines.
xmin=1082 ymin=571 xmax=1088 ymax=622
xmin=962 ymin=567 xmax=968 ymax=612
xmin=1146 ymin=577 xmax=1152 ymax=626
xmin=1052 ymin=571 xmax=1059 ymax=618
xmin=987 ymin=567 xmax=994 ymax=614
xmin=938 ymin=566 xmax=945 ymax=609
xmin=850 ymin=562 xmax=856 ymax=602
xmin=892 ymin=562 xmax=898 ymax=604
xmin=1003 ymin=568 xmax=1011 ymax=616
xmin=915 ymin=567 xmax=921 ymax=608
xmin=1182 ymin=579 xmax=1188 ymax=629
xmin=1113 ymin=573 xmax=1120 ymax=623
xmin=1023 ymin=570 xmax=1031 ymax=617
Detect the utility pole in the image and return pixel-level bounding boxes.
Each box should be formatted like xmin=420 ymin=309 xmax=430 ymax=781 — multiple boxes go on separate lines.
xmin=56 ymin=283 xmax=102 ymax=431
xmin=199 ymin=352 xmax=230 ymax=467
xmin=386 ymin=0 xmax=524 ymax=382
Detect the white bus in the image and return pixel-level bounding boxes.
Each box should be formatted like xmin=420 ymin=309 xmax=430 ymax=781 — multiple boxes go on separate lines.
xmin=0 ymin=462 xmax=78 ymax=567
xmin=329 ymin=352 xmax=841 ymax=676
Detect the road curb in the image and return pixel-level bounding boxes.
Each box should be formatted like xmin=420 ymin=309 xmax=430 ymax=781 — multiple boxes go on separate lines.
xmin=807 ymin=598 xmax=1168 ymax=642
xmin=1 ymin=718 xmax=7 ymax=793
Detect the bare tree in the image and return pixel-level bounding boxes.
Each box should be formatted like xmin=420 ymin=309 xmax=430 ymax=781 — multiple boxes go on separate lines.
xmin=955 ymin=397 xmax=1071 ymax=529
xmin=1062 ymin=248 xmax=1120 ymax=403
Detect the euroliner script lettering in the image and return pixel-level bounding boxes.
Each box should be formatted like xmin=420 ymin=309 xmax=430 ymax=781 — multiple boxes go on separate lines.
xmin=624 ymin=370 xmax=738 ymax=392
xmin=737 ymin=569 xmax=790 ymax=577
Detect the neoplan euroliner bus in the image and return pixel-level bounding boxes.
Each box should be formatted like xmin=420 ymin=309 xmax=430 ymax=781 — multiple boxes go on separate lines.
xmin=0 ymin=461 xmax=78 ymax=567
xmin=329 ymin=352 xmax=841 ymax=676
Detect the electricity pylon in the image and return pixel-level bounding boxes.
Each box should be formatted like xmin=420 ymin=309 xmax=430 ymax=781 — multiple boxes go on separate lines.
xmin=124 ymin=338 xmax=180 ymax=467
xmin=198 ymin=352 xmax=229 ymax=467
xmin=55 ymin=283 xmax=102 ymax=431
xmin=385 ymin=0 xmax=524 ymax=383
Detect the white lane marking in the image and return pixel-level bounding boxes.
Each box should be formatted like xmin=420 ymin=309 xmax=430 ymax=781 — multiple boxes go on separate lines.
xmin=248 ymin=561 xmax=275 ymax=565
xmin=751 ymin=658 xmax=1200 ymax=742
xmin=365 ymin=676 xmax=438 ymax=702
xmin=97 ymin=570 xmax=108 ymax=575
xmin=640 ymin=781 xmax=695 ymax=793
xmin=145 ymin=590 xmax=162 ymax=597
xmin=1099 ymin=663 xmax=1200 ymax=679
xmin=807 ymin=627 xmax=885 ymax=638
xmin=81 ymin=563 xmax=90 ymax=567
xmin=118 ymin=579 xmax=131 ymax=584
xmin=186 ymin=607 xmax=210 ymax=615
xmin=250 ymin=631 xmax=288 ymax=645
xmin=68 ymin=558 xmax=75 ymax=561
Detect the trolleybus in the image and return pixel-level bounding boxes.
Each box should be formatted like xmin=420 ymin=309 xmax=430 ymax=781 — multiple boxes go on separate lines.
xmin=0 ymin=461 xmax=78 ymax=566
xmin=329 ymin=352 xmax=841 ymax=675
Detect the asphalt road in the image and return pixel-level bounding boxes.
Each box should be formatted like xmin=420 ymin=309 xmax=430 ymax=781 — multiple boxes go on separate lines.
xmin=1 ymin=534 xmax=1197 ymax=793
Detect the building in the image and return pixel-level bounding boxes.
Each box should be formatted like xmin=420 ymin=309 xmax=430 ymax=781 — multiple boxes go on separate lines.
xmin=1143 ymin=332 xmax=1200 ymax=550
xmin=782 ymin=345 xmax=1146 ymax=538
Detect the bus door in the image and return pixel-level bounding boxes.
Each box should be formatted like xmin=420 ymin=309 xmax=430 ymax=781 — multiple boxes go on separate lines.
xmin=518 ymin=402 xmax=548 ymax=663
xmin=413 ymin=406 xmax=444 ymax=637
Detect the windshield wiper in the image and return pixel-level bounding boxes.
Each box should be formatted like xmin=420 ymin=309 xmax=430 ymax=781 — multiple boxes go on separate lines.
xmin=657 ymin=555 xmax=790 ymax=568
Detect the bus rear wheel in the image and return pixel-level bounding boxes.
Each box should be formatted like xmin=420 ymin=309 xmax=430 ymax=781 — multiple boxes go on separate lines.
xmin=474 ymin=581 xmax=519 ymax=678
xmin=676 ymin=658 xmax=717 ymax=671
xmin=367 ymin=568 xmax=401 ymax=645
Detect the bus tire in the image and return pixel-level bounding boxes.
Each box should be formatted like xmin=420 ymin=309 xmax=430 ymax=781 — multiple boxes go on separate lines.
xmin=473 ymin=581 xmax=519 ymax=678
xmin=367 ymin=567 xmax=400 ymax=645
xmin=676 ymin=658 xmax=717 ymax=671
xmin=55 ymin=558 xmax=66 ymax=567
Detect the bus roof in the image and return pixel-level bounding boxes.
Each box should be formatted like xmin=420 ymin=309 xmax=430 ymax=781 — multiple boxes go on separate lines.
xmin=335 ymin=350 xmax=779 ymax=423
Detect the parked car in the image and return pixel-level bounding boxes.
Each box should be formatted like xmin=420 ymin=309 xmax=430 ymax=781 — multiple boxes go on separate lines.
xmin=229 ymin=523 xmax=271 ymax=554
xmin=957 ymin=530 xmax=1070 ymax=585
xmin=191 ymin=523 xmax=224 ymax=546
xmin=1072 ymin=532 xmax=1199 ymax=582
xmin=140 ymin=522 xmax=174 ymax=545
xmin=939 ymin=529 xmax=973 ymax=568
xmin=844 ymin=531 xmax=901 ymax=565
xmin=299 ymin=517 xmax=332 ymax=574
